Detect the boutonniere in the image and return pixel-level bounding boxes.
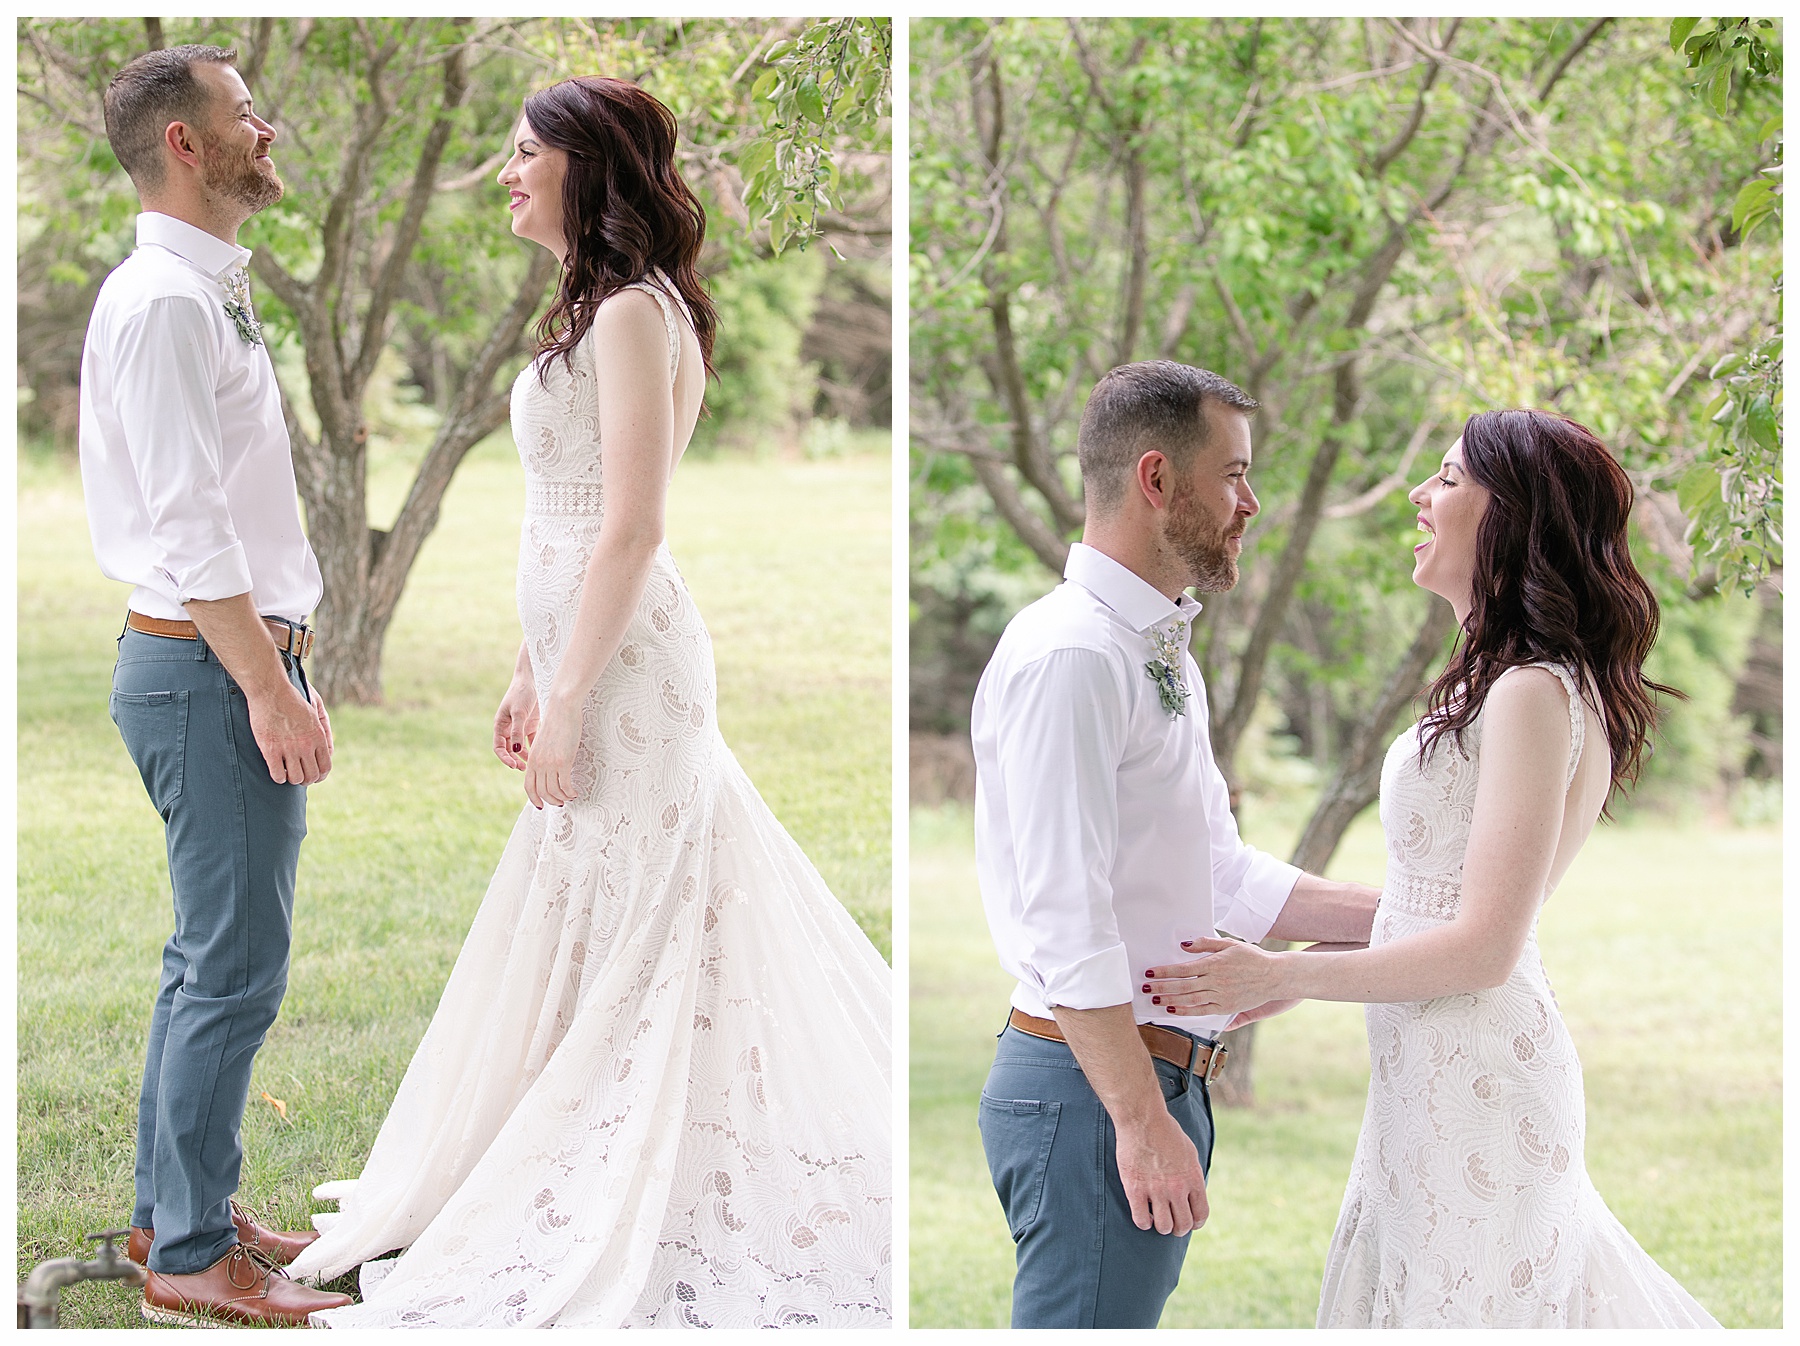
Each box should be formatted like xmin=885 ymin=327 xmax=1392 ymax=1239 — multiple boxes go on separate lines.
xmin=1145 ymin=620 xmax=1190 ymax=718
xmin=222 ymin=268 xmax=264 ymax=347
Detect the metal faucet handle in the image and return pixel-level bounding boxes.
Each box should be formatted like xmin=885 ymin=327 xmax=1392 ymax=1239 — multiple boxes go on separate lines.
xmin=84 ymin=1229 xmax=139 ymax=1277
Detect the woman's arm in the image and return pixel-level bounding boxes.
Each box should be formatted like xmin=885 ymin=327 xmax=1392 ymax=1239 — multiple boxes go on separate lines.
xmin=521 ymin=290 xmax=678 ymax=809
xmin=1149 ymin=667 xmax=1576 ymax=1011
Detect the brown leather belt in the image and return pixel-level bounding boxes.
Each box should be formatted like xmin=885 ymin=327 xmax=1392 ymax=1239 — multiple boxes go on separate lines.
xmin=127 ymin=609 xmax=314 ymax=658
xmin=1008 ymin=1008 xmax=1229 ymax=1084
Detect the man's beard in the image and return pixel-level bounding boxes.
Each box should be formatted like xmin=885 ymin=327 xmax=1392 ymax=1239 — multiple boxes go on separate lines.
xmin=200 ymin=134 xmax=283 ymax=213
xmin=1167 ymin=486 xmax=1241 ymax=593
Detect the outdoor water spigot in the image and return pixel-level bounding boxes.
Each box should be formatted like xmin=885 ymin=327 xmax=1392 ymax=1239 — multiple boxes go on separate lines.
xmin=17 ymin=1229 xmax=147 ymax=1329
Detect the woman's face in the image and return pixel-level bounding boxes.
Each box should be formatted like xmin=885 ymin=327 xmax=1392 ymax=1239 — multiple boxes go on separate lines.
xmin=498 ymin=115 xmax=568 ymax=259
xmin=1407 ymin=437 xmax=1492 ymax=621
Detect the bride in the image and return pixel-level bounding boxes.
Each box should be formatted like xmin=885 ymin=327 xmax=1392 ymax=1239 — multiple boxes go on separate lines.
xmin=286 ymin=77 xmax=891 ymax=1327
xmin=1150 ymin=410 xmax=1717 ymax=1327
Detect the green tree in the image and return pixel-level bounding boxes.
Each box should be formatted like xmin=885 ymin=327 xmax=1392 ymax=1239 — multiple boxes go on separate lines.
xmin=1668 ymin=18 xmax=1782 ymax=592
xmin=911 ymin=17 xmax=1779 ymax=1101
xmin=19 ymin=16 xmax=891 ymax=704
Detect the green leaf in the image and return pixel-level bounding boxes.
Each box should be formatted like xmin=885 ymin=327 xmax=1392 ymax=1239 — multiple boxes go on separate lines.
xmin=1732 ymin=178 xmax=1777 ymax=235
xmin=1758 ymin=113 xmax=1783 ymax=142
xmin=796 ymin=77 xmax=826 ymax=124
xmin=736 ymin=138 xmax=776 ymax=182
xmin=1707 ymin=63 xmax=1732 ymax=115
xmin=1669 ymin=17 xmax=1701 ymax=51
xmin=1677 ymin=460 xmax=1723 ymax=513
xmin=1747 ymin=395 xmax=1779 ymax=451
xmin=1739 ymin=200 xmax=1777 ymax=241
xmin=1710 ymin=353 xmax=1746 ymax=380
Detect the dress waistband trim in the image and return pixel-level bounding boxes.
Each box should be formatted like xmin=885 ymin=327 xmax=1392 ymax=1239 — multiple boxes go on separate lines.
xmin=1383 ymin=871 xmax=1462 ymax=922
xmin=525 ymin=481 xmax=606 ymax=516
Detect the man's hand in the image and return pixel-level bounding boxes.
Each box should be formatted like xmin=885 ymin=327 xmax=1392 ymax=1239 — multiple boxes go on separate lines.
xmin=312 ymin=686 xmax=334 ymax=754
xmin=183 ymin=593 xmax=330 ymax=784
xmin=246 ymin=681 xmax=332 ymax=784
xmin=1051 ymin=1003 xmax=1209 ymax=1237
xmin=1114 ymin=1108 xmax=1209 ymax=1235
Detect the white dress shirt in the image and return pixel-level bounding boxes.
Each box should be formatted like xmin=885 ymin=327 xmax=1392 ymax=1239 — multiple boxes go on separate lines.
xmin=972 ymin=543 xmax=1302 ymax=1037
xmin=78 ymin=212 xmax=322 ymax=623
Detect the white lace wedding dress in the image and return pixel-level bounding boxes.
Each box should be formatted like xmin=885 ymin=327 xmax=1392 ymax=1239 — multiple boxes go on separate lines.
xmin=287 ymin=280 xmax=892 ymax=1328
xmin=1318 ymin=664 xmax=1717 ymax=1328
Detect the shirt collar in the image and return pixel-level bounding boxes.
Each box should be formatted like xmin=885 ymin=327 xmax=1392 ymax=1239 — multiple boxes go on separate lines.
xmin=1064 ymin=542 xmax=1202 ymax=635
xmin=136 ymin=212 xmax=252 ymax=280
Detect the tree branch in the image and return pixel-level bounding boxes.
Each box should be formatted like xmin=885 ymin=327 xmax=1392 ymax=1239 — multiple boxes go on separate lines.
xmin=1369 ymin=18 xmax=1458 ymax=176
xmin=1115 ymin=138 xmax=1149 ymax=366
xmin=317 ymin=23 xmax=402 ymax=369
xmin=1156 ymin=281 xmax=1196 ymax=359
xmin=1289 ymin=599 xmax=1457 ymax=873
xmin=971 ymin=456 xmax=1072 ymax=574
xmin=371 ymin=245 xmax=556 ymax=612
xmin=1536 ymin=18 xmax=1611 ymax=105
xmin=239 ymin=17 xmax=276 ymax=86
xmin=983 ymin=291 xmax=1085 ymax=533
xmin=350 ymin=29 xmax=470 ymax=396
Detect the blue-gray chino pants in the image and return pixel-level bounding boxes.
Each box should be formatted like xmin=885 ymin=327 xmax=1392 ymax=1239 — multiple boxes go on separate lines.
xmin=979 ymin=1022 xmax=1216 ymax=1328
xmin=110 ymin=627 xmax=308 ymax=1275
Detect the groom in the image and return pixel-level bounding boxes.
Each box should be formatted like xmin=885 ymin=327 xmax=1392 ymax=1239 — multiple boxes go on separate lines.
xmin=970 ymin=361 xmax=1379 ymax=1328
xmin=78 ymin=44 xmax=352 ymax=1325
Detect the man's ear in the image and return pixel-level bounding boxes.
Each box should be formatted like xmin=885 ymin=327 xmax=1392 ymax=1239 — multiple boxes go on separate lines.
xmin=1135 ymin=449 xmax=1172 ymax=513
xmin=163 ymin=118 xmax=202 ymax=172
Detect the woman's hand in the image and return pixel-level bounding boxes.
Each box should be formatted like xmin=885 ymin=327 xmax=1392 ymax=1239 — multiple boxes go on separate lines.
xmin=1145 ymin=936 xmax=1290 ymax=1018
xmin=1223 ymin=998 xmax=1304 ymax=1031
xmin=521 ymin=693 xmax=582 ymax=808
xmin=493 ymin=675 xmax=540 ymax=771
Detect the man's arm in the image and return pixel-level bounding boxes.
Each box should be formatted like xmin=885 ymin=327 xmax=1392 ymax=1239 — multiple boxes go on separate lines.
xmin=1051 ymin=1005 xmax=1207 ymax=1236
xmin=1265 ymin=873 xmax=1380 ymax=944
xmin=185 ymin=593 xmax=330 ymax=784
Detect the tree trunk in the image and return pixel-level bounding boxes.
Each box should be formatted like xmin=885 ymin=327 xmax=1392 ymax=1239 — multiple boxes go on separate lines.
xmin=283 ymin=247 xmax=556 ymax=706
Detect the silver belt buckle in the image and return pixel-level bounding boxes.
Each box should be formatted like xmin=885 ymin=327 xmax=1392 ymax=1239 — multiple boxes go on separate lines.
xmin=1202 ymin=1040 xmax=1229 ymax=1085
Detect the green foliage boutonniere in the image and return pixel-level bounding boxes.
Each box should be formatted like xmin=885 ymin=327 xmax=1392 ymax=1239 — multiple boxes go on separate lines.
xmin=1145 ymin=620 xmax=1190 ymax=718
xmin=223 ymin=268 xmax=264 ymax=347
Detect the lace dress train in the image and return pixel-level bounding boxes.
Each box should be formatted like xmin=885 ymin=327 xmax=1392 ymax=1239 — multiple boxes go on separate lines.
xmin=285 ymin=281 xmax=892 ymax=1327
xmin=1317 ymin=663 xmax=1716 ymax=1328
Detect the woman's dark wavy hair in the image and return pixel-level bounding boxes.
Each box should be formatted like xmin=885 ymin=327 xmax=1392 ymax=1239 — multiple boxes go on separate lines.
xmin=522 ymin=76 xmax=718 ymax=385
xmin=1418 ymin=409 xmax=1680 ymax=809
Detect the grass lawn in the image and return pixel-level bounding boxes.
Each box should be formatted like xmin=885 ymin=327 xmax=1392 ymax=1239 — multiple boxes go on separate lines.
xmin=18 ymin=434 xmax=891 ymax=1326
xmin=910 ymin=801 xmax=1780 ymax=1328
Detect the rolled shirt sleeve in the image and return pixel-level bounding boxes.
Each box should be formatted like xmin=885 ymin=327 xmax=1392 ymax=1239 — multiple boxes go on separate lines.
xmin=110 ymin=295 xmax=254 ymax=603
xmin=993 ymin=647 xmax=1136 ymax=1010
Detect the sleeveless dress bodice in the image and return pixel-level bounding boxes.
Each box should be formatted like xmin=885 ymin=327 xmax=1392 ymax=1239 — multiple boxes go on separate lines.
xmin=1318 ymin=663 xmax=1717 ymax=1327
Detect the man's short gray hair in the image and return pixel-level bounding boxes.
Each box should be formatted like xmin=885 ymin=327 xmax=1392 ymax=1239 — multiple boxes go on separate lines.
xmin=104 ymin=44 xmax=239 ymax=192
xmin=1076 ymin=361 xmax=1258 ymax=513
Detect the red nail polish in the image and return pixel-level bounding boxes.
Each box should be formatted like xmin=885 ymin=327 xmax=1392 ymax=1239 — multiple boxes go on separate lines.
xmin=1141 ymin=984 xmax=1151 ymax=993
xmin=1152 ymin=996 xmax=1161 ymax=1004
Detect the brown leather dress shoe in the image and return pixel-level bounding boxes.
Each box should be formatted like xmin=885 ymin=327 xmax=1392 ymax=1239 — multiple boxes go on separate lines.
xmin=141 ymin=1244 xmax=351 ymax=1327
xmin=127 ymin=1201 xmax=321 ymax=1270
